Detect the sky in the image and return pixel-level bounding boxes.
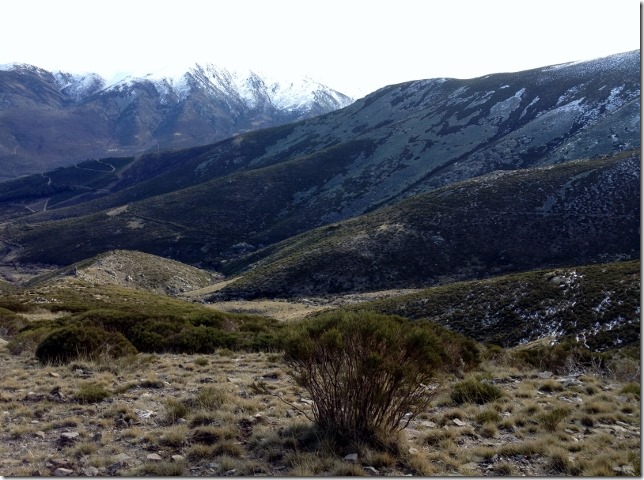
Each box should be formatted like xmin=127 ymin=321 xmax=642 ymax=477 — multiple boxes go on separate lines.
xmin=1 ymin=0 xmax=640 ymax=98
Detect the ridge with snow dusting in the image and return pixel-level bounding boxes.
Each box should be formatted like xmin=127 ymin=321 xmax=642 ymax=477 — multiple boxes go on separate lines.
xmin=0 ymin=62 xmax=353 ymax=179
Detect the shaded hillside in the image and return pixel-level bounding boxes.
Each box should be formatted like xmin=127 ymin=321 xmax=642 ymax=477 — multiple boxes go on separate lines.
xmin=0 ymin=52 xmax=639 ymax=270
xmin=344 ymin=260 xmax=640 ymax=351
xmin=213 ymin=152 xmax=639 ymax=298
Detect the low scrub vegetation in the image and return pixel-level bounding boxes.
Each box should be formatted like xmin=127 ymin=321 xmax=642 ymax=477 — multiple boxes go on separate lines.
xmin=283 ymin=310 xmax=471 ymax=445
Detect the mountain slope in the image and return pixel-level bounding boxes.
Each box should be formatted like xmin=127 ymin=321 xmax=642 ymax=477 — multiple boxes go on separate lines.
xmin=343 ymin=260 xmax=640 ymax=351
xmin=0 ymin=63 xmax=352 ymax=179
xmin=212 ymin=152 xmax=639 ymax=298
xmin=0 ymin=51 xmax=639 ymax=271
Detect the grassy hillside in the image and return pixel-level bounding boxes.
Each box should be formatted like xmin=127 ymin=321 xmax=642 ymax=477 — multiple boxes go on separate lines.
xmin=26 ymin=250 xmax=223 ymax=295
xmin=215 ymin=152 xmax=639 ymax=298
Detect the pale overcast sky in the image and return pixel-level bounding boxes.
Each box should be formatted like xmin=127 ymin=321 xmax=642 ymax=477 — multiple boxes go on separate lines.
xmin=1 ymin=0 xmax=640 ymax=98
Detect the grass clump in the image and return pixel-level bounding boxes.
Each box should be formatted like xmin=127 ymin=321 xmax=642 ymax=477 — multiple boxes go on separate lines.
xmin=537 ymin=406 xmax=571 ymax=430
xmin=451 ymin=378 xmax=503 ymax=405
xmin=134 ymin=460 xmax=186 ymax=476
xmin=192 ymin=386 xmax=229 ymax=410
xmin=75 ymin=382 xmax=111 ymax=404
xmin=194 ymin=357 xmax=209 ymax=366
xmin=163 ymin=398 xmax=189 ymax=424
xmin=476 ymin=409 xmax=502 ymax=424
xmin=620 ymin=382 xmax=640 ymax=399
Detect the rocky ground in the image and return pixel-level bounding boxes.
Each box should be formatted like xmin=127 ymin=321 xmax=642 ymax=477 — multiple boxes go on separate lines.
xmin=0 ymin=343 xmax=640 ymax=477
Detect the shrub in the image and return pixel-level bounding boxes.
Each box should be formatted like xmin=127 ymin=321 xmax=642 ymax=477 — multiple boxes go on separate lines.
xmin=283 ymin=311 xmax=444 ymax=445
xmin=35 ymin=325 xmax=137 ymax=364
xmin=451 ymin=378 xmax=503 ymax=405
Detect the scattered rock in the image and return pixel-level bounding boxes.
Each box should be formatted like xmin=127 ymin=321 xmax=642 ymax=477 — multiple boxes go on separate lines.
xmin=59 ymin=432 xmax=79 ymax=443
xmin=47 ymin=459 xmax=71 ymax=468
xmin=225 ymin=469 xmax=237 ymax=476
xmin=613 ymin=465 xmax=635 ymax=475
xmin=146 ymin=453 xmax=163 ymax=462
xmin=91 ymin=432 xmax=102 ymax=442
xmin=35 ymin=431 xmax=46 ymax=439
xmin=559 ymin=396 xmax=583 ymax=404
xmin=421 ymin=420 xmax=437 ymax=428
xmin=453 ymin=418 xmax=467 ymax=427
xmin=537 ymin=371 xmax=553 ymax=379
xmin=344 ymin=453 xmax=359 ymax=462
xmin=136 ymin=409 xmax=156 ymax=419
xmin=462 ymin=462 xmax=479 ymax=471
xmin=171 ymin=455 xmax=185 ymax=462
xmin=82 ymin=466 xmax=99 ymax=477
xmin=364 ymin=466 xmax=379 ymax=475
xmin=53 ymin=468 xmax=74 ymax=476
xmin=49 ymin=372 xmax=60 ymax=378
xmin=408 ymin=447 xmax=419 ymax=455
xmin=25 ymin=391 xmax=44 ymax=401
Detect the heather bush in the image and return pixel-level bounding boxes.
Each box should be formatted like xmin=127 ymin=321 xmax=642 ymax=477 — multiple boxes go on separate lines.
xmin=283 ymin=311 xmax=444 ymax=445
xmin=35 ymin=325 xmax=137 ymax=364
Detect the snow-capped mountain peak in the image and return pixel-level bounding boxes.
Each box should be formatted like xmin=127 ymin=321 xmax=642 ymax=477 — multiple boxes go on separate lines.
xmin=0 ymin=61 xmax=354 ymax=177
xmin=85 ymin=63 xmax=353 ymax=113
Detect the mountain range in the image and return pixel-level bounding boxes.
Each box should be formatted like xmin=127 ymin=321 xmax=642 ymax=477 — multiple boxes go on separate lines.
xmin=0 ymin=63 xmax=353 ymax=180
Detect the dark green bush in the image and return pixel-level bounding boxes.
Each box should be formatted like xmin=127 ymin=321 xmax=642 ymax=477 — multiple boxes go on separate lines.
xmin=451 ymin=378 xmax=503 ymax=405
xmin=128 ymin=319 xmax=188 ymax=352
xmin=74 ymin=309 xmax=149 ymax=337
xmin=283 ymin=310 xmax=445 ymax=445
xmin=35 ymin=325 xmax=137 ymax=365
xmin=172 ymin=326 xmax=238 ymax=354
